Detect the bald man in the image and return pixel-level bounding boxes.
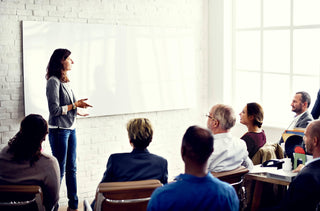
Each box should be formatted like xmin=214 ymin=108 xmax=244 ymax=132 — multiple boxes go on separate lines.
xmin=279 ymin=119 xmax=320 ymax=211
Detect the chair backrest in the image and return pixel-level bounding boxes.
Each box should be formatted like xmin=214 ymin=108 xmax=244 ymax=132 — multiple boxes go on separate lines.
xmin=94 ymin=179 xmax=162 ymax=211
xmin=212 ymin=166 xmax=249 ymax=210
xmin=211 ymin=166 xmax=249 ymax=193
xmin=0 ymin=185 xmax=45 ymax=211
xmin=281 ymin=129 xmax=304 ymax=143
xmin=252 ymin=143 xmax=284 ymax=165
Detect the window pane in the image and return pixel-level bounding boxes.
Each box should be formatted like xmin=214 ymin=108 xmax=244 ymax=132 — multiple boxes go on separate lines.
xmin=263 ymin=74 xmax=291 ymax=127
xmin=236 ymin=31 xmax=260 ymax=70
xmin=234 ymin=71 xmax=261 ymax=113
xmin=230 ymin=0 xmax=320 ymax=128
xmin=236 ymin=0 xmax=261 ymax=28
xmin=294 ymin=0 xmax=320 ymax=25
xmin=292 ymin=75 xmax=319 ymax=109
xmin=264 ymin=0 xmax=290 ymax=27
xmin=293 ymin=29 xmax=320 ymax=75
xmin=263 ymin=30 xmax=290 ymax=73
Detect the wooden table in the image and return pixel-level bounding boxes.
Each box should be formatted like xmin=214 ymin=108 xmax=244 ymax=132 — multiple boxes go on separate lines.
xmin=245 ymin=173 xmax=291 ymax=211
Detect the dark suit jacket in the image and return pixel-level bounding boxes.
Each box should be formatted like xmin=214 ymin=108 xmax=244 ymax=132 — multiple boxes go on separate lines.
xmin=279 ymin=111 xmax=313 ymax=145
xmin=280 ymin=159 xmax=320 ymax=211
xmin=311 ymin=89 xmax=320 ymax=120
xmin=100 ymin=149 xmax=168 ymax=184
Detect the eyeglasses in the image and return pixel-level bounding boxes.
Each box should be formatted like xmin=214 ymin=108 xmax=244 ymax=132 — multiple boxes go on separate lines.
xmin=206 ymin=113 xmax=216 ymax=121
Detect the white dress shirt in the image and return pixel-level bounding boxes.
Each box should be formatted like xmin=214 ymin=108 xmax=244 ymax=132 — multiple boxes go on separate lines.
xmin=208 ymin=132 xmax=253 ymax=172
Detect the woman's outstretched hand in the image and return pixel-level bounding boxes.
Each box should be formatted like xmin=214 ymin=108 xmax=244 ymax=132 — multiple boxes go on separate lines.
xmin=75 ymin=98 xmax=92 ymax=109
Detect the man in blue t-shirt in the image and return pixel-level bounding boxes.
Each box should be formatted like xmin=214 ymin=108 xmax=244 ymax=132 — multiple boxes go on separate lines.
xmin=147 ymin=125 xmax=239 ymax=211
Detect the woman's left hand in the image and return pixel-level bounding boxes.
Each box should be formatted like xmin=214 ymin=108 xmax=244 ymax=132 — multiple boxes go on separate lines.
xmin=75 ymin=98 xmax=92 ymax=109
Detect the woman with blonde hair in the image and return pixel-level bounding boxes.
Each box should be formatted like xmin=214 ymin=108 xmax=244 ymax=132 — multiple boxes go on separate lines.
xmin=99 ymin=118 xmax=168 ymax=183
xmin=90 ymin=118 xmax=168 ymax=208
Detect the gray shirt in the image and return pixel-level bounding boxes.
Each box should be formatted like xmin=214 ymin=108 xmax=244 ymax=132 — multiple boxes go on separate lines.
xmin=0 ymin=146 xmax=60 ymax=211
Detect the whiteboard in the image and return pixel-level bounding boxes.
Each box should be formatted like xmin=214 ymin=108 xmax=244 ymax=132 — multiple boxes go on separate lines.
xmin=22 ymin=21 xmax=196 ymax=118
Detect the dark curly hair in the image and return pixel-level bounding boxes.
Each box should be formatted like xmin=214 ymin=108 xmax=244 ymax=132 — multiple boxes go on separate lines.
xmin=7 ymin=114 xmax=48 ymax=166
xmin=46 ymin=48 xmax=71 ymax=82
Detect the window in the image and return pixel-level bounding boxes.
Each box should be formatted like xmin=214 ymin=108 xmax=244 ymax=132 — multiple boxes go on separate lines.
xmin=232 ymin=0 xmax=320 ymax=127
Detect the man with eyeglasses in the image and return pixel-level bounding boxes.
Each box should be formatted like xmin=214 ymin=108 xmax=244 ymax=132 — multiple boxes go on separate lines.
xmin=206 ymin=104 xmax=253 ymax=172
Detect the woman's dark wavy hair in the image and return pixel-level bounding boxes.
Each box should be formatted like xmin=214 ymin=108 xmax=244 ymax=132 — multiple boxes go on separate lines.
xmin=247 ymin=102 xmax=264 ymax=128
xmin=46 ymin=48 xmax=71 ymax=82
xmin=7 ymin=114 xmax=48 ymax=166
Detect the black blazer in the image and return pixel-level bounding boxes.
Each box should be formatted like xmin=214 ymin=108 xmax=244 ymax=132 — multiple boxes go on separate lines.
xmin=100 ymin=149 xmax=168 ymax=184
xmin=281 ymin=159 xmax=320 ymax=211
xmin=311 ymin=89 xmax=320 ymax=120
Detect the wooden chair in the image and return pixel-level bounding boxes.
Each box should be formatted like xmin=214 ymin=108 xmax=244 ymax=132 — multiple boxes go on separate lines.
xmin=212 ymin=166 xmax=249 ymax=210
xmin=88 ymin=179 xmax=162 ymax=211
xmin=211 ymin=166 xmax=249 ymax=193
xmin=0 ymin=185 xmax=45 ymax=211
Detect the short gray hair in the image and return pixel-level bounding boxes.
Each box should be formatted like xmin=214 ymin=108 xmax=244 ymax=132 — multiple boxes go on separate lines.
xmin=212 ymin=104 xmax=236 ymax=130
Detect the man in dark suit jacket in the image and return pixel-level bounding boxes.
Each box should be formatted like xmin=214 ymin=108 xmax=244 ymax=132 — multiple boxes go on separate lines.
xmin=100 ymin=118 xmax=168 ymax=184
xmin=311 ymin=89 xmax=320 ymax=120
xmin=91 ymin=118 xmax=168 ymax=209
xmin=280 ymin=91 xmax=313 ymax=144
xmin=278 ymin=119 xmax=320 ymax=211
xmin=288 ymin=91 xmax=313 ymax=129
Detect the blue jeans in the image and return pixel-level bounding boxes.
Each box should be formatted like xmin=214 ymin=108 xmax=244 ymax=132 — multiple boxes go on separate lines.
xmin=49 ymin=128 xmax=78 ymax=209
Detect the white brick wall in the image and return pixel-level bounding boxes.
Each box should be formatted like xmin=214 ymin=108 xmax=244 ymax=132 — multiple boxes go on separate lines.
xmin=0 ymin=0 xmax=208 ymax=206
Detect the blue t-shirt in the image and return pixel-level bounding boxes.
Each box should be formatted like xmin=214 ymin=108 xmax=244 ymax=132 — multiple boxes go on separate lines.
xmin=147 ymin=173 xmax=239 ymax=211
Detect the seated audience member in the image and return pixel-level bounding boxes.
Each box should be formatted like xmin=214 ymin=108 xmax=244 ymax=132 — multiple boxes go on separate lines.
xmin=275 ymin=119 xmax=320 ymax=211
xmin=280 ymin=91 xmax=313 ymax=144
xmin=100 ymin=118 xmax=168 ymax=184
xmin=311 ymin=88 xmax=320 ymax=119
xmin=0 ymin=114 xmax=60 ymax=211
xmin=239 ymin=102 xmax=266 ymax=159
xmin=147 ymin=126 xmax=239 ymax=211
xmin=287 ymin=91 xmax=313 ymax=129
xmin=207 ymin=104 xmax=253 ymax=172
xmin=91 ymin=118 xmax=168 ymax=208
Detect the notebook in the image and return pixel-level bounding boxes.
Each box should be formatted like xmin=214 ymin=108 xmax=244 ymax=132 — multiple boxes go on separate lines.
xmin=266 ymin=169 xmax=297 ymax=182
